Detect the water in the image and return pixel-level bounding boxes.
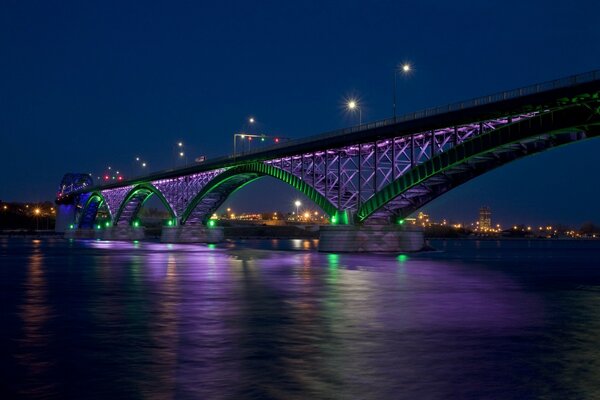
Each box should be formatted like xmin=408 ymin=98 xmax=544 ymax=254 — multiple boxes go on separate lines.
xmin=2 ymin=237 xmax=600 ymax=399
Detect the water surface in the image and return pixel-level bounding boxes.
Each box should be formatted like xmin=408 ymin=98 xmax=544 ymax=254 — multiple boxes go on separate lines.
xmin=1 ymin=238 xmax=600 ymax=399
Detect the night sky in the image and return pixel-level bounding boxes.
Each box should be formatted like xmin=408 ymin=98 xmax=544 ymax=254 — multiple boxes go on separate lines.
xmin=1 ymin=0 xmax=599 ymax=226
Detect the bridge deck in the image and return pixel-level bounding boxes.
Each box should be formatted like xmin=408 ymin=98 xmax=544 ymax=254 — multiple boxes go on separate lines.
xmin=64 ymin=69 xmax=600 ymax=197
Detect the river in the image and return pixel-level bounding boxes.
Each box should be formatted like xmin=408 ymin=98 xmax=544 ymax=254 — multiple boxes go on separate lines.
xmin=1 ymin=237 xmax=600 ymax=399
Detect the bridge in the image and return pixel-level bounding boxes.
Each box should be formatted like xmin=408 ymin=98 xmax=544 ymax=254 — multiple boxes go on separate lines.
xmin=56 ymin=70 xmax=600 ymax=251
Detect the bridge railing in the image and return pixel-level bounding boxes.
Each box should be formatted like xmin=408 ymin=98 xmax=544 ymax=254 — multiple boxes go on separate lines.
xmin=234 ymin=69 xmax=600 ymax=158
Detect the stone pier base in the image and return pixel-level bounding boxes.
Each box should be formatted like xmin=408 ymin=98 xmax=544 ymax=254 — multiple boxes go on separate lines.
xmin=98 ymin=226 xmax=145 ymax=241
xmin=318 ymin=225 xmax=424 ymax=252
xmin=161 ymin=226 xmax=224 ymax=243
xmin=64 ymin=228 xmax=97 ymax=239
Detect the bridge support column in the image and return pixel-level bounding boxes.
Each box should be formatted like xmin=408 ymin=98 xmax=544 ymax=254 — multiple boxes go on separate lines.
xmin=161 ymin=225 xmax=224 ymax=244
xmin=55 ymin=204 xmax=77 ymax=233
xmin=99 ymin=226 xmax=145 ymax=241
xmin=64 ymin=228 xmax=98 ymax=239
xmin=318 ymin=224 xmax=424 ymax=253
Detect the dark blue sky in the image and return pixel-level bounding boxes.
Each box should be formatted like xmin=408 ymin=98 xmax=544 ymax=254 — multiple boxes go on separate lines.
xmin=1 ymin=0 xmax=599 ymax=226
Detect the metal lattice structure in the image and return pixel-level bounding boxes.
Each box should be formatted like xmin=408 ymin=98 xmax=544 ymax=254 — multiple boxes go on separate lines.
xmin=61 ymin=70 xmax=600 ymax=228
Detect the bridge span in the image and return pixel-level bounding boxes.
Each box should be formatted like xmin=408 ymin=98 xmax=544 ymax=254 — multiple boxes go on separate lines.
xmin=56 ymin=70 xmax=600 ymax=251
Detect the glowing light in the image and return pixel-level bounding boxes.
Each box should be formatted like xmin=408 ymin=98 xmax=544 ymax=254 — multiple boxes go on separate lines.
xmin=249 ymin=117 xmax=255 ymax=123
xmin=398 ymin=219 xmax=405 ymax=225
xmin=304 ymin=212 xmax=310 ymax=219
xmin=96 ymin=225 xmax=101 ymax=230
xmin=34 ymin=208 xmax=40 ymax=215
xmin=178 ymin=142 xmax=183 ymax=147
xmin=3 ymin=205 xmax=7 ymax=210
xmin=167 ymin=220 xmax=173 ymax=226
xmin=104 ymin=175 xmax=109 ymax=180
xmin=69 ymin=224 xmax=74 ymax=229
xmin=136 ymin=157 xmax=140 ymax=161
xmin=179 ymin=152 xmax=184 ymax=157
xmin=133 ymin=221 xmax=139 ymax=227
xmin=142 ymin=162 xmax=146 ymax=167
xmin=274 ymin=138 xmax=279 ymax=143
xmin=347 ymin=100 xmax=357 ymax=110
xmin=105 ymin=221 xmax=110 ymax=227
xmin=240 ymin=134 xmax=245 ymax=139
xmin=207 ymin=220 xmax=216 ymax=228
xmin=401 ymin=63 xmax=411 ymax=73
xmin=294 ymin=200 xmax=302 ymax=207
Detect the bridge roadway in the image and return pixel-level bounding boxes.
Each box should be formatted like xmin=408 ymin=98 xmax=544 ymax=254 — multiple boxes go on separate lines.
xmin=57 ymin=70 xmax=600 ymax=251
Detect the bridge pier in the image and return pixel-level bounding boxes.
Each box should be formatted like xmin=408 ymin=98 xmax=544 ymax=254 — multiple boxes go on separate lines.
xmin=64 ymin=228 xmax=98 ymax=239
xmin=318 ymin=224 xmax=424 ymax=253
xmin=98 ymin=226 xmax=145 ymax=241
xmin=161 ymin=225 xmax=224 ymax=244
xmin=55 ymin=204 xmax=77 ymax=233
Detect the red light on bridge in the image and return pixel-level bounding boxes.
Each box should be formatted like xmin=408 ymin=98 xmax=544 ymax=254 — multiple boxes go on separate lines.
xmin=104 ymin=175 xmax=109 ymax=180
xmin=274 ymin=138 xmax=279 ymax=143
xmin=117 ymin=176 xmax=123 ymax=181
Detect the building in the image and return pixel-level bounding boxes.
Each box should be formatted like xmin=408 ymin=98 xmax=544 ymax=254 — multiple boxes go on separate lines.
xmin=478 ymin=206 xmax=492 ymax=231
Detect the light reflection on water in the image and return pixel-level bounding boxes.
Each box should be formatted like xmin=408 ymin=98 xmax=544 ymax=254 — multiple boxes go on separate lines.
xmin=1 ymin=237 xmax=600 ymax=399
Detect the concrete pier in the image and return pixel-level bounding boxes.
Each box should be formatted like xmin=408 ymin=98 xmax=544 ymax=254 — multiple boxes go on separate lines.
xmin=99 ymin=226 xmax=145 ymax=241
xmin=64 ymin=228 xmax=97 ymax=240
xmin=318 ymin=224 xmax=424 ymax=253
xmin=161 ymin=225 xmax=224 ymax=243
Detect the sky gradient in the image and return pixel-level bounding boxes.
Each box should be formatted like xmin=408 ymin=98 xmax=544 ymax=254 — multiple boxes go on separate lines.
xmin=1 ymin=0 xmax=599 ymax=226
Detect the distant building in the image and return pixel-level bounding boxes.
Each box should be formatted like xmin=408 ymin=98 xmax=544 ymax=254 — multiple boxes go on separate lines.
xmin=478 ymin=206 xmax=492 ymax=231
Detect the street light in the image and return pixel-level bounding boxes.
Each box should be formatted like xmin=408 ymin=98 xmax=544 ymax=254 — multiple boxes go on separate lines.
xmin=347 ymin=99 xmax=361 ymax=125
xmin=393 ymin=62 xmax=412 ymax=121
xmin=249 ymin=117 xmax=255 ymax=124
xmin=294 ymin=200 xmax=301 ymax=216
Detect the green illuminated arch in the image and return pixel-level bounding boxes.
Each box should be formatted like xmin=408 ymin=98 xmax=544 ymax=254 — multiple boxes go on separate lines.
xmin=357 ymin=104 xmax=600 ymax=222
xmin=181 ymin=162 xmax=338 ymax=224
xmin=78 ymin=192 xmax=109 ymax=228
xmin=113 ymin=183 xmax=176 ymax=226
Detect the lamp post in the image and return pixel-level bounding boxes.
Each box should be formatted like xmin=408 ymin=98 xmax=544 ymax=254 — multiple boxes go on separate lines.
xmin=294 ymin=200 xmax=301 ymax=217
xmin=393 ymin=62 xmax=412 ymax=122
xmin=347 ymin=100 xmax=361 ymax=125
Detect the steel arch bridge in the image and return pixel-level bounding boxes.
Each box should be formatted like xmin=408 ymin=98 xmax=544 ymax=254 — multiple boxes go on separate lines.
xmin=58 ymin=70 xmax=600 ymax=229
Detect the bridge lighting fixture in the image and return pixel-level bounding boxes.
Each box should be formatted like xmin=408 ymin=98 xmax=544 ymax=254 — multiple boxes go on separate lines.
xmin=398 ymin=218 xmax=405 ymax=225
xmin=167 ymin=220 xmax=173 ymax=226
xmin=249 ymin=117 xmax=255 ymax=124
xmin=133 ymin=221 xmax=139 ymax=228
xmin=401 ymin=63 xmax=411 ymax=73
xmin=96 ymin=225 xmax=101 ymax=230
xmin=34 ymin=208 xmax=40 ymax=215
xmin=142 ymin=162 xmax=146 ymax=167
xmin=179 ymin=152 xmax=185 ymax=157
xmin=207 ymin=220 xmax=216 ymax=228
xmin=69 ymin=224 xmax=74 ymax=229
xmin=136 ymin=157 xmax=140 ymax=161
xmin=105 ymin=221 xmax=110 ymax=227
xmin=294 ymin=200 xmax=301 ymax=215
xmin=274 ymin=138 xmax=279 ymax=143
xmin=178 ymin=142 xmax=183 ymax=147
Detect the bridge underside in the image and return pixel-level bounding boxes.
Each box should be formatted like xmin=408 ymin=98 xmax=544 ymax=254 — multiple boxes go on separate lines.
xmin=369 ymin=129 xmax=597 ymax=221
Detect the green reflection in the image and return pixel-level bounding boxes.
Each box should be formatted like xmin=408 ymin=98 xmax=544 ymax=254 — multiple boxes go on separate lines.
xmin=397 ymin=254 xmax=408 ymax=263
xmin=327 ymin=253 xmax=339 ymax=282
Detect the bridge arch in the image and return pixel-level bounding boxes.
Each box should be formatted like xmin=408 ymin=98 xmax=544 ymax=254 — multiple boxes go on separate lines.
xmin=357 ymin=104 xmax=600 ymax=222
xmin=181 ymin=162 xmax=338 ymax=225
xmin=78 ymin=192 xmax=109 ymax=228
xmin=113 ymin=183 xmax=176 ymax=226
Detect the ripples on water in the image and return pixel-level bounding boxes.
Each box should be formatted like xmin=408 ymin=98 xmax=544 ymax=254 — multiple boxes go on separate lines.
xmin=1 ymin=237 xmax=600 ymax=399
